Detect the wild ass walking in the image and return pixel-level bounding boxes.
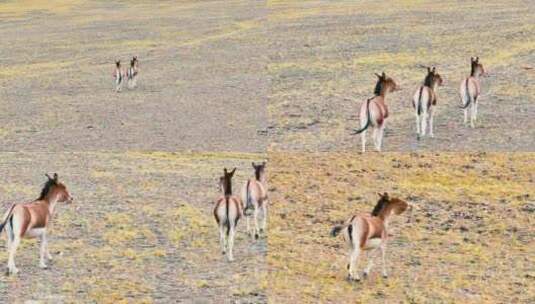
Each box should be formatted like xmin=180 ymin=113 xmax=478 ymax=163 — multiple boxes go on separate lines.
xmin=126 ymin=56 xmax=139 ymax=89
xmin=240 ymin=162 xmax=268 ymax=240
xmin=0 ymin=173 xmax=74 ymax=275
xmin=113 ymin=60 xmax=125 ymax=92
xmin=214 ymin=168 xmax=244 ymax=261
xmin=331 ymin=193 xmax=415 ymax=281
xmin=353 ymin=72 xmax=400 ymax=152
xmin=460 ymin=57 xmax=486 ymax=128
xmin=412 ymin=67 xmax=444 ymax=139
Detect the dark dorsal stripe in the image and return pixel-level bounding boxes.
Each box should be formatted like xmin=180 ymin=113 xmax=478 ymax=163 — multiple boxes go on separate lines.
xmin=38 ymin=179 xmax=57 ymax=200
xmin=373 ymin=78 xmax=383 ymax=96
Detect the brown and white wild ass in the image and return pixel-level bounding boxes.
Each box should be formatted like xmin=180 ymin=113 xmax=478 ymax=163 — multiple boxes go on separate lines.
xmin=214 ymin=168 xmax=244 ymax=261
xmin=126 ymin=56 xmax=139 ymax=89
xmin=240 ymin=162 xmax=268 ymax=240
xmin=0 ymin=173 xmax=74 ymax=275
xmin=460 ymin=57 xmax=486 ymax=128
xmin=353 ymin=72 xmax=400 ymax=152
xmin=113 ymin=60 xmax=125 ymax=92
xmin=331 ymin=192 xmax=414 ymax=281
xmin=412 ymin=67 xmax=444 ymax=139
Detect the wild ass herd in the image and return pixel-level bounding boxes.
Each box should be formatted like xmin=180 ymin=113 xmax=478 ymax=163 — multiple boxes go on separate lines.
xmin=114 ymin=56 xmax=140 ymax=92
xmin=0 ymin=57 xmax=487 ymax=282
xmin=354 ymin=57 xmax=487 ymax=152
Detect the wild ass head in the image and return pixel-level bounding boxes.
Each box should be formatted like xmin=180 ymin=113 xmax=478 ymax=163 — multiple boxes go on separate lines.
xmin=252 ymin=162 xmax=266 ymax=182
xmin=424 ymin=67 xmax=444 ymax=89
xmin=221 ymin=168 xmax=236 ymax=196
xmin=40 ymin=173 xmax=73 ymax=204
xmin=470 ymin=57 xmax=486 ymax=77
xmin=373 ymin=72 xmax=400 ymax=96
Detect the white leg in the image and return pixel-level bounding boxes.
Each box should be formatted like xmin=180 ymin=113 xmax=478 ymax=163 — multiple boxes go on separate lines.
xmin=415 ymin=114 xmax=421 ymax=139
xmin=253 ymin=208 xmax=260 ymax=240
xmin=39 ymin=233 xmax=48 ymax=269
xmin=361 ymin=130 xmax=367 ymax=153
xmin=219 ymin=226 xmax=226 ymax=255
xmin=470 ymin=104 xmax=476 ymax=128
xmin=228 ymin=226 xmax=236 ymax=262
xmin=474 ymin=99 xmax=479 ymax=122
xmin=421 ymin=113 xmax=427 ymax=137
xmin=464 ymin=108 xmax=468 ymax=124
xmin=377 ymin=125 xmax=385 ymax=152
xmin=372 ymin=128 xmax=379 ymax=151
xmin=363 ymin=248 xmax=380 ymax=277
xmin=380 ymin=243 xmax=388 ymax=278
xmin=8 ymin=236 xmax=20 ymax=275
xmin=348 ymin=247 xmax=361 ymax=281
xmin=429 ymin=109 xmax=435 ymax=138
xmin=261 ymin=203 xmax=268 ymax=233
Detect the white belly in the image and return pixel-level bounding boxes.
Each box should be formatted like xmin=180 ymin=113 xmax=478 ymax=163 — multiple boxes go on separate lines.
xmin=364 ymin=238 xmax=382 ymax=250
xmin=25 ymin=228 xmax=46 ymax=238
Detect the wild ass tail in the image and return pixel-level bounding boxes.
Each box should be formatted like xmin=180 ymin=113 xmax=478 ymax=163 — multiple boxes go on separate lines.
xmin=330 ymin=225 xmax=345 ymax=237
xmin=225 ymin=197 xmax=230 ymax=236
xmin=0 ymin=204 xmax=16 ymax=237
xmin=353 ymin=98 xmax=372 ymax=134
xmin=460 ymin=78 xmax=471 ymax=109
xmin=245 ymin=180 xmax=252 ymax=212
xmin=417 ymin=86 xmax=424 ymax=115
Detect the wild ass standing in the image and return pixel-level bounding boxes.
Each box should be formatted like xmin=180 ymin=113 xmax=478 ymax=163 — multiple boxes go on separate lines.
xmin=0 ymin=173 xmax=74 ymax=275
xmin=331 ymin=193 xmax=415 ymax=281
xmin=113 ymin=60 xmax=125 ymax=92
xmin=412 ymin=67 xmax=444 ymax=139
xmin=353 ymin=72 xmax=400 ymax=152
xmin=240 ymin=162 xmax=268 ymax=240
xmin=214 ymin=168 xmax=244 ymax=261
xmin=460 ymin=57 xmax=486 ymax=128
xmin=126 ymin=56 xmax=139 ymax=89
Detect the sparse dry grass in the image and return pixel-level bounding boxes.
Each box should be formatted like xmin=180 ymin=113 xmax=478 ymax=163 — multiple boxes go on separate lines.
xmin=268 ymin=152 xmax=534 ymax=303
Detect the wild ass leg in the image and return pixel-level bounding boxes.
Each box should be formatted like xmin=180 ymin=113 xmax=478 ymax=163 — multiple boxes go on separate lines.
xmin=39 ymin=232 xmax=48 ymax=269
xmin=363 ymin=248 xmax=380 ymax=278
xmin=473 ymin=97 xmax=479 ymax=122
xmin=228 ymin=226 xmax=236 ymax=262
xmin=429 ymin=108 xmax=435 ymax=138
xmin=246 ymin=216 xmax=254 ymax=239
xmin=219 ymin=225 xmax=226 ymax=255
xmin=360 ymin=130 xmax=367 ymax=153
xmin=348 ymin=247 xmax=361 ymax=281
xmin=377 ymin=125 xmax=385 ymax=152
xmin=380 ymin=243 xmax=388 ymax=278
xmin=470 ymin=103 xmax=476 ymax=128
xmin=415 ymin=114 xmax=421 ymax=140
xmin=421 ymin=112 xmax=428 ymax=137
xmin=260 ymin=202 xmax=268 ymax=233
xmin=253 ymin=207 xmax=260 ymax=240
xmin=464 ymin=108 xmax=468 ymax=125
xmin=7 ymin=236 xmax=20 ymax=275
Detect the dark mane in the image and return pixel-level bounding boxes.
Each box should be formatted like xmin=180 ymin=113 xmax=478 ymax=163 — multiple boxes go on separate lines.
xmin=38 ymin=179 xmax=57 ymax=200
xmin=423 ymin=73 xmax=433 ymax=87
xmin=371 ymin=197 xmax=388 ymax=216
xmin=373 ymin=78 xmax=383 ymax=96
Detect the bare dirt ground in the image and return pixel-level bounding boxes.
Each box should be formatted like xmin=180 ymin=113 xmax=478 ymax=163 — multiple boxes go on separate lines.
xmin=267 ymin=1 xmax=535 ymax=152
xmin=0 ymin=1 xmax=268 ymax=152
xmin=268 ymin=152 xmax=534 ymax=303
xmin=0 ymin=152 xmax=267 ymax=303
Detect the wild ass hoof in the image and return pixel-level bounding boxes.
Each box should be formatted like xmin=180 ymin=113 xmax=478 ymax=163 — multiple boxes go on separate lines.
xmin=416 ymin=134 xmax=420 ymax=141
xmin=347 ymin=275 xmax=360 ymax=282
xmin=39 ymin=263 xmax=48 ymax=269
xmin=7 ymin=267 xmax=19 ymax=275
xmin=255 ymin=233 xmax=259 ymax=240
xmin=221 ymin=250 xmax=226 ymax=255
xmin=363 ymin=271 xmax=369 ymax=278
xmin=382 ymin=274 xmax=388 ymax=279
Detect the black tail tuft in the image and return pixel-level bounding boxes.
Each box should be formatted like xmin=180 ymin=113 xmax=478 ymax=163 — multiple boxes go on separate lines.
xmin=353 ymin=98 xmax=372 ymax=134
xmin=417 ymin=87 xmax=423 ymax=115
xmin=460 ymin=78 xmax=471 ymax=109
xmin=0 ymin=222 xmax=5 ymax=235
xmin=331 ymin=225 xmax=344 ymax=237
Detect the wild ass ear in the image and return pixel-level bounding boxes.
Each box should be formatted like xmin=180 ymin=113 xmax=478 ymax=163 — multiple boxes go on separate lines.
xmin=45 ymin=173 xmax=53 ymax=180
xmin=432 ymin=67 xmax=436 ymax=73
xmin=229 ymin=168 xmax=236 ymax=177
xmin=252 ymin=162 xmax=256 ymax=168
xmin=374 ymin=73 xmax=382 ymax=79
xmin=262 ymin=161 xmax=266 ymax=166
xmin=377 ymin=192 xmax=383 ymax=198
xmin=223 ymin=168 xmax=228 ymax=175
xmin=53 ymin=173 xmax=59 ymax=181
xmin=381 ymin=71 xmax=386 ymax=78
xmin=427 ymin=67 xmax=431 ymax=73
xmin=475 ymin=57 xmax=479 ymax=63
